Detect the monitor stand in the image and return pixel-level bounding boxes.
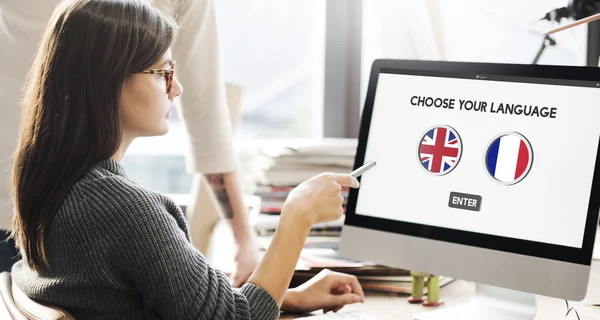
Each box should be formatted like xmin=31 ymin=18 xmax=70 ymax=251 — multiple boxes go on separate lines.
xmin=414 ymin=284 xmax=537 ymax=320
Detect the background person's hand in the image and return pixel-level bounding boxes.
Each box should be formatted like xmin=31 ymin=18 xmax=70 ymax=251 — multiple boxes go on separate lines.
xmin=283 ymin=173 xmax=359 ymax=226
xmin=231 ymin=237 xmax=261 ymax=287
xmin=281 ymin=269 xmax=365 ymax=314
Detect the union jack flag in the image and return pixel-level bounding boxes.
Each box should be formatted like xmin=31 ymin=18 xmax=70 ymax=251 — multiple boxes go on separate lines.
xmin=419 ymin=126 xmax=462 ymax=175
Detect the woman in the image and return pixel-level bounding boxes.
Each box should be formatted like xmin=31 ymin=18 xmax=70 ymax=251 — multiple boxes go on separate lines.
xmin=9 ymin=0 xmax=364 ymax=319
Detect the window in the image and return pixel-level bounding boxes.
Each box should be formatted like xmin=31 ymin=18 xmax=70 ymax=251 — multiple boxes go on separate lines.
xmin=360 ymin=0 xmax=588 ymax=106
xmin=439 ymin=0 xmax=586 ymax=65
xmin=121 ymin=1 xmax=326 ymax=195
xmin=218 ymin=1 xmax=326 ymax=140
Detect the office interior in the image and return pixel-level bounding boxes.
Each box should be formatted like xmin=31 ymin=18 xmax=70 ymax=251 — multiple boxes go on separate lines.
xmin=3 ymin=0 xmax=600 ymax=319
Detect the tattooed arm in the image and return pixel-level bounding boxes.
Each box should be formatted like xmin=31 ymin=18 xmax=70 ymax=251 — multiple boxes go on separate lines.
xmin=204 ymin=172 xmax=235 ymax=219
xmin=205 ymin=171 xmax=261 ymax=286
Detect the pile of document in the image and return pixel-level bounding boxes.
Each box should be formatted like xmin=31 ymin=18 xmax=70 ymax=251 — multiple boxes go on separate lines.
xmin=252 ymin=138 xmax=357 ymax=187
xmin=249 ymin=138 xmax=357 ymax=234
xmin=257 ymin=235 xmax=454 ymax=294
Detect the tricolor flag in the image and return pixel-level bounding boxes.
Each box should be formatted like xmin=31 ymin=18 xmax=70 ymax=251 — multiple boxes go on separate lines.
xmin=485 ymin=133 xmax=533 ymax=185
xmin=419 ymin=125 xmax=462 ymax=175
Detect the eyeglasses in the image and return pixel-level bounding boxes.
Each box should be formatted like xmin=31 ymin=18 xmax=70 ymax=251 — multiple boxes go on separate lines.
xmin=138 ymin=60 xmax=176 ymax=94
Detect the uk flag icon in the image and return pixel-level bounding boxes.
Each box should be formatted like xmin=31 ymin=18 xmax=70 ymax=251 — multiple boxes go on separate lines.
xmin=418 ymin=125 xmax=462 ymax=176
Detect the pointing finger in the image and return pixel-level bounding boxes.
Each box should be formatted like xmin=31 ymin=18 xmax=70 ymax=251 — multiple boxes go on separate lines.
xmin=330 ymin=173 xmax=359 ymax=188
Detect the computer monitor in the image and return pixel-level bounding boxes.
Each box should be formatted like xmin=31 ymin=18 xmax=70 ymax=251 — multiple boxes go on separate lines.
xmin=339 ymin=59 xmax=600 ymax=320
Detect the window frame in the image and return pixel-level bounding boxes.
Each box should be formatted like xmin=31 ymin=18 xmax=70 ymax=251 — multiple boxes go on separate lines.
xmin=323 ymin=0 xmax=363 ymax=139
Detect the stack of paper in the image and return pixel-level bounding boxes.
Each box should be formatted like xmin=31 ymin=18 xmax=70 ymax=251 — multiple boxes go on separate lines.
xmin=250 ymin=138 xmax=357 ymax=216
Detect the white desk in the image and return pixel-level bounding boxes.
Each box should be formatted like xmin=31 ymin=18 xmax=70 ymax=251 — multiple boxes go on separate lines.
xmin=280 ymin=263 xmax=600 ymax=319
xmin=208 ymin=222 xmax=600 ymax=319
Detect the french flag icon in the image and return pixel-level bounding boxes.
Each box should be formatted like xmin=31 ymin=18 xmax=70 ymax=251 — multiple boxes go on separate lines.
xmin=485 ymin=132 xmax=533 ymax=185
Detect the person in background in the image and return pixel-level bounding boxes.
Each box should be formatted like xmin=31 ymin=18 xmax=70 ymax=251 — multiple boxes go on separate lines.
xmin=155 ymin=0 xmax=262 ymax=287
xmin=0 ymin=0 xmax=260 ymax=285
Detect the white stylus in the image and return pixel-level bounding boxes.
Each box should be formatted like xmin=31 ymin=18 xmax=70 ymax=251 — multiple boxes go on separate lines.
xmin=350 ymin=160 xmax=377 ymax=178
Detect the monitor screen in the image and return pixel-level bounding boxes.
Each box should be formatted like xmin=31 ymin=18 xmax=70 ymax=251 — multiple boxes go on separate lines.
xmin=347 ymin=62 xmax=600 ymax=263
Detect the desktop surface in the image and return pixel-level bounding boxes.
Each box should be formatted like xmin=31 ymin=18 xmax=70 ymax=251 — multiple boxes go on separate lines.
xmin=280 ymin=257 xmax=600 ymax=319
xmin=207 ymin=210 xmax=600 ymax=320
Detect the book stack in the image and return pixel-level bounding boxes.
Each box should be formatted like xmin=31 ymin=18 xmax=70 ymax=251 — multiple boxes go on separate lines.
xmin=293 ymin=249 xmax=454 ymax=295
xmin=252 ymin=138 xmax=357 ymax=188
xmin=249 ymin=138 xmax=357 ymax=235
xmin=257 ymin=236 xmax=454 ymax=295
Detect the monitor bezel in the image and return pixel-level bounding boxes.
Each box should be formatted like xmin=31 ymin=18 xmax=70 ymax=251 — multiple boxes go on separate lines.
xmin=344 ymin=59 xmax=600 ymax=266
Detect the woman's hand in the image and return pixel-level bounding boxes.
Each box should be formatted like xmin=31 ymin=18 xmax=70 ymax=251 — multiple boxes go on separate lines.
xmin=246 ymin=173 xmax=359 ymax=308
xmin=281 ymin=269 xmax=365 ymax=314
xmin=283 ymin=173 xmax=359 ymax=227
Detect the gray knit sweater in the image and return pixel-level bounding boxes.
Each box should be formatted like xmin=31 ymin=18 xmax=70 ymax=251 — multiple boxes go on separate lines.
xmin=11 ymin=159 xmax=280 ymax=319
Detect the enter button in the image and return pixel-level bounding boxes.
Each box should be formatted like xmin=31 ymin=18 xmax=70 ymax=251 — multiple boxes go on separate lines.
xmin=448 ymin=192 xmax=482 ymax=212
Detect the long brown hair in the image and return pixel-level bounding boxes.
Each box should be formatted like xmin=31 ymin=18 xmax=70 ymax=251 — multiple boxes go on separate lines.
xmin=11 ymin=0 xmax=175 ymax=271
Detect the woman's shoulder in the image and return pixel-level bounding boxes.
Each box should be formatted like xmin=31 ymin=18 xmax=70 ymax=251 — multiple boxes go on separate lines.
xmin=52 ymin=161 xmax=190 ymax=246
xmin=63 ymin=161 xmax=179 ymax=220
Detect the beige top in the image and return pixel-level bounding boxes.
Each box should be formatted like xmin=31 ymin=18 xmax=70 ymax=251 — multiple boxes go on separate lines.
xmin=0 ymin=0 xmax=237 ymax=230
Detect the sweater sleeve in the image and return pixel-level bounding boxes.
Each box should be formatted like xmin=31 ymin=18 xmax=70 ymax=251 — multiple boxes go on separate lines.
xmin=168 ymin=0 xmax=238 ymax=175
xmin=99 ymin=181 xmax=279 ymax=319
